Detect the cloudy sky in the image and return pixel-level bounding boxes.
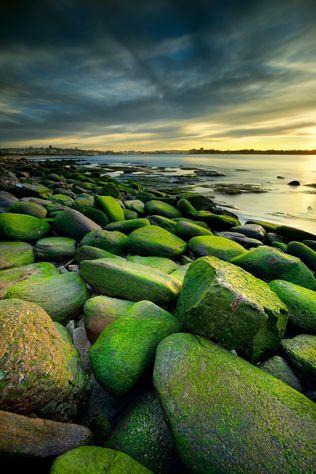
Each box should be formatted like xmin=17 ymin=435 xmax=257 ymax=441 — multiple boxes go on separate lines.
xmin=1 ymin=0 xmax=316 ymax=150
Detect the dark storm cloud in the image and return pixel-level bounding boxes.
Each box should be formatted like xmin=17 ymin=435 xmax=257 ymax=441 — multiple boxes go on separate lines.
xmin=0 ymin=0 xmax=316 ymax=148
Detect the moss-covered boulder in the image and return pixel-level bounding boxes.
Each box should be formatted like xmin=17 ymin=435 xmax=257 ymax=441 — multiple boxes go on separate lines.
xmin=188 ymin=235 xmax=246 ymax=261
xmin=97 ymin=196 xmax=125 ymax=222
xmin=127 ymin=256 xmax=178 ymax=274
xmin=176 ymin=256 xmax=287 ymax=361
xmin=170 ymin=263 xmax=191 ymax=283
xmin=0 ymin=299 xmax=89 ymax=421
xmin=9 ymin=200 xmax=47 ymax=218
xmin=125 ymin=199 xmax=145 ymax=215
xmin=145 ymin=200 xmax=181 ymax=219
xmin=0 ymin=241 xmax=34 ymax=270
xmin=107 ymin=392 xmax=181 ymax=473
xmin=148 ymin=215 xmax=177 ymax=234
xmin=176 ymin=198 xmax=197 ymax=216
xmin=78 ymin=206 xmax=109 ymax=226
xmin=259 ymin=355 xmax=303 ymax=391
xmin=0 ymin=190 xmax=18 ymax=212
xmin=269 ymin=280 xmax=316 ymax=332
xmin=153 ymin=333 xmax=316 ymax=473
xmin=127 ymin=225 xmax=186 ymax=258
xmin=80 ymin=258 xmax=181 ymax=304
xmin=51 ymin=447 xmax=151 ymax=474
xmin=218 ymin=231 xmax=263 ymax=248
xmin=89 ymin=301 xmax=181 ymax=396
xmin=6 ymin=272 xmax=89 ymax=323
xmin=0 ymin=262 xmax=58 ymax=298
xmin=232 ymin=245 xmax=316 ymax=290
xmin=0 ymin=213 xmax=50 ymax=240
xmin=54 ymin=207 xmax=101 ymax=241
xmin=51 ymin=193 xmax=75 ymax=207
xmin=35 ymin=236 xmax=77 ymax=261
xmin=175 ymin=220 xmax=212 ymax=240
xmin=277 ymin=224 xmax=316 ymax=243
xmin=80 ymin=229 xmax=128 ymax=256
xmin=106 ymin=218 xmax=150 ymax=234
xmin=76 ymin=245 xmax=124 ymax=263
xmin=124 ymin=209 xmax=138 ymax=220
xmin=75 ymin=193 xmax=95 ymax=208
xmin=195 ymin=211 xmax=240 ymax=230
xmin=0 ymin=410 xmax=92 ymax=457
xmin=281 ymin=334 xmax=316 ymax=385
xmin=287 ymin=241 xmax=316 ymax=271
xmin=84 ymin=295 xmax=133 ymax=343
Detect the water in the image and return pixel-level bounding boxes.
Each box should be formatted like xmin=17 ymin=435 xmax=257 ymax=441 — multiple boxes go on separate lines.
xmin=30 ymin=153 xmax=316 ymax=234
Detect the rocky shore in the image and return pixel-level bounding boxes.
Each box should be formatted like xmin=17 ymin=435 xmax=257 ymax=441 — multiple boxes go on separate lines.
xmin=0 ymin=157 xmax=315 ymax=472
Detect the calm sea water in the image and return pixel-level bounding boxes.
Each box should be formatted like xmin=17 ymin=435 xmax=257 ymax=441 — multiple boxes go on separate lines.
xmin=31 ymin=153 xmax=316 ymax=234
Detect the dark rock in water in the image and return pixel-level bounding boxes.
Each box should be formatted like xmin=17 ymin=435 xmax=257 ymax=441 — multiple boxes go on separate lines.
xmin=246 ymin=219 xmax=279 ymax=233
xmin=0 ymin=241 xmax=34 ymax=270
xmin=288 ymin=180 xmax=300 ymax=186
xmin=54 ymin=208 xmax=101 ymax=241
xmin=50 ymin=446 xmax=151 ymax=473
xmin=231 ymin=223 xmax=266 ymax=241
xmin=232 ymin=245 xmax=316 ymax=290
xmin=259 ymin=356 xmax=303 ymax=391
xmin=75 ymin=245 xmax=123 ymax=264
xmin=287 ymin=241 xmax=316 ymax=271
xmin=218 ymin=231 xmax=263 ymax=248
xmin=281 ymin=334 xmax=316 ymax=386
xmin=0 ymin=299 xmax=90 ymax=421
xmin=277 ymin=176 xmax=285 ymax=179
xmin=176 ymin=256 xmax=287 ymax=362
xmin=107 ymin=392 xmax=182 ymax=473
xmin=0 ymin=410 xmax=92 ymax=457
xmin=153 ymin=333 xmax=316 ymax=473
xmin=277 ymin=225 xmax=316 ymax=243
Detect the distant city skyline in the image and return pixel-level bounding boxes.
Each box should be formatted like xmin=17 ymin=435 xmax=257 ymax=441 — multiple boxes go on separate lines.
xmin=1 ymin=0 xmax=316 ymax=151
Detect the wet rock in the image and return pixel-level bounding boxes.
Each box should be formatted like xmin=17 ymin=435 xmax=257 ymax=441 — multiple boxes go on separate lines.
xmin=0 ymin=241 xmax=34 ymax=270
xmin=218 ymin=231 xmax=263 ymax=248
xmin=54 ymin=208 xmax=101 ymax=241
xmin=230 ymin=223 xmax=266 ymax=241
xmin=288 ymin=180 xmax=300 ymax=186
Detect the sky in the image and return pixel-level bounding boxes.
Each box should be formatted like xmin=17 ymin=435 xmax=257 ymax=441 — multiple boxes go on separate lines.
xmin=0 ymin=0 xmax=316 ymax=151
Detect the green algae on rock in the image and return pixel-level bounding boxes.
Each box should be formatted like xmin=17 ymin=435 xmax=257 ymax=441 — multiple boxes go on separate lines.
xmin=0 ymin=409 xmax=92 ymax=457
xmin=51 ymin=446 xmax=151 ymax=474
xmin=0 ymin=261 xmax=58 ymax=298
xmin=6 ymin=272 xmax=89 ymax=323
xmin=106 ymin=218 xmax=150 ymax=234
xmin=174 ymin=220 xmax=212 ymax=240
xmin=107 ymin=392 xmax=181 ymax=473
xmin=80 ymin=229 xmax=128 ymax=256
xmin=176 ymin=256 xmax=287 ymax=362
xmin=97 ymin=196 xmax=125 ymax=222
xmin=153 ymin=333 xmax=316 ymax=473
xmin=269 ymin=280 xmax=316 ymax=333
xmin=281 ymin=334 xmax=316 ymax=385
xmin=0 ymin=299 xmax=89 ymax=421
xmin=89 ymin=301 xmax=181 ymax=396
xmin=188 ymin=235 xmax=246 ymax=261
xmin=147 ymin=215 xmax=177 ymax=234
xmin=145 ymin=200 xmax=181 ymax=219
xmin=84 ymin=295 xmax=134 ymax=343
xmin=259 ymin=355 xmax=303 ymax=392
xmin=35 ymin=236 xmax=77 ymax=261
xmin=78 ymin=206 xmax=109 ymax=226
xmin=8 ymin=200 xmax=47 ymax=218
xmin=80 ymin=258 xmax=181 ymax=304
xmin=127 ymin=255 xmax=179 ymax=274
xmin=127 ymin=225 xmax=186 ymax=258
xmin=54 ymin=208 xmax=101 ymax=241
xmin=0 ymin=241 xmax=34 ymax=270
xmin=76 ymin=245 xmax=124 ymax=263
xmin=0 ymin=213 xmax=50 ymax=240
xmin=232 ymin=245 xmax=316 ymax=290
xmin=287 ymin=241 xmax=316 ymax=271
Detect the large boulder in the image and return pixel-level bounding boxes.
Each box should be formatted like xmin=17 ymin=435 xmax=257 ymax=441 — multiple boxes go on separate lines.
xmin=0 ymin=410 xmax=92 ymax=457
xmin=9 ymin=200 xmax=47 ymax=218
xmin=76 ymin=245 xmax=123 ymax=263
xmin=107 ymin=392 xmax=181 ymax=473
xmin=35 ymin=236 xmax=77 ymax=261
xmin=0 ymin=261 xmax=58 ymax=298
xmin=106 ymin=218 xmax=150 ymax=234
xmin=269 ymin=280 xmax=316 ymax=333
xmin=54 ymin=208 xmax=101 ymax=241
xmin=97 ymin=196 xmax=125 ymax=222
xmin=127 ymin=255 xmax=178 ymax=274
xmin=51 ymin=447 xmax=151 ymax=473
xmin=287 ymin=241 xmax=316 ymax=271
xmin=145 ymin=200 xmax=181 ymax=219
xmin=153 ymin=333 xmax=316 ymax=473
xmin=176 ymin=256 xmax=287 ymax=362
xmin=80 ymin=229 xmax=128 ymax=256
xmin=89 ymin=301 xmax=181 ymax=396
xmin=232 ymin=245 xmax=316 ymax=290
xmin=127 ymin=225 xmax=186 ymax=258
xmin=80 ymin=258 xmax=181 ymax=304
xmin=0 ymin=299 xmax=89 ymax=421
xmin=0 ymin=213 xmax=50 ymax=240
xmin=230 ymin=223 xmax=266 ymax=241
xmin=281 ymin=334 xmax=316 ymax=385
xmin=0 ymin=241 xmax=34 ymax=270
xmin=6 ymin=272 xmax=89 ymax=323
xmin=174 ymin=220 xmax=212 ymax=240
xmin=188 ymin=235 xmax=246 ymax=261
xmin=84 ymin=295 xmax=134 ymax=343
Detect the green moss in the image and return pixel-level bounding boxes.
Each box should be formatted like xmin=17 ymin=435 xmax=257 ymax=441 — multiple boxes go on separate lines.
xmin=145 ymin=200 xmax=181 ymax=218
xmin=259 ymin=355 xmax=302 ymax=391
xmin=281 ymin=334 xmax=316 ymax=385
xmin=89 ymin=301 xmax=181 ymax=396
xmin=127 ymin=255 xmax=178 ymax=274
xmin=97 ymin=196 xmax=125 ymax=222
xmin=80 ymin=229 xmax=128 ymax=256
xmin=35 ymin=237 xmax=76 ymax=261
xmin=0 ymin=241 xmax=34 ymax=270
xmin=51 ymin=194 xmax=75 ymax=207
xmin=277 ymin=225 xmax=316 ymax=243
xmin=106 ymin=218 xmax=150 ymax=234
xmin=153 ymin=333 xmax=316 ymax=473
xmin=54 ymin=208 xmax=101 ymax=241
xmin=188 ymin=235 xmax=246 ymax=261
xmin=127 ymin=225 xmax=186 ymax=258
xmin=287 ymin=241 xmax=316 ymax=271
xmin=176 ymin=256 xmax=287 ymax=361
xmin=176 ymin=198 xmax=197 ymax=216
xmin=78 ymin=206 xmax=109 ymax=226
xmin=51 ymin=447 xmax=151 ymax=473
xmin=194 ymin=211 xmax=240 ymax=230
xmin=175 ymin=220 xmax=212 ymax=240
xmin=9 ymin=201 xmax=47 ymax=218
xmin=0 ymin=213 xmax=50 ymax=240
xmin=76 ymin=245 xmax=124 ymax=263
xmin=147 ymin=215 xmax=177 ymax=234
xmin=125 ymin=200 xmax=145 ymax=215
